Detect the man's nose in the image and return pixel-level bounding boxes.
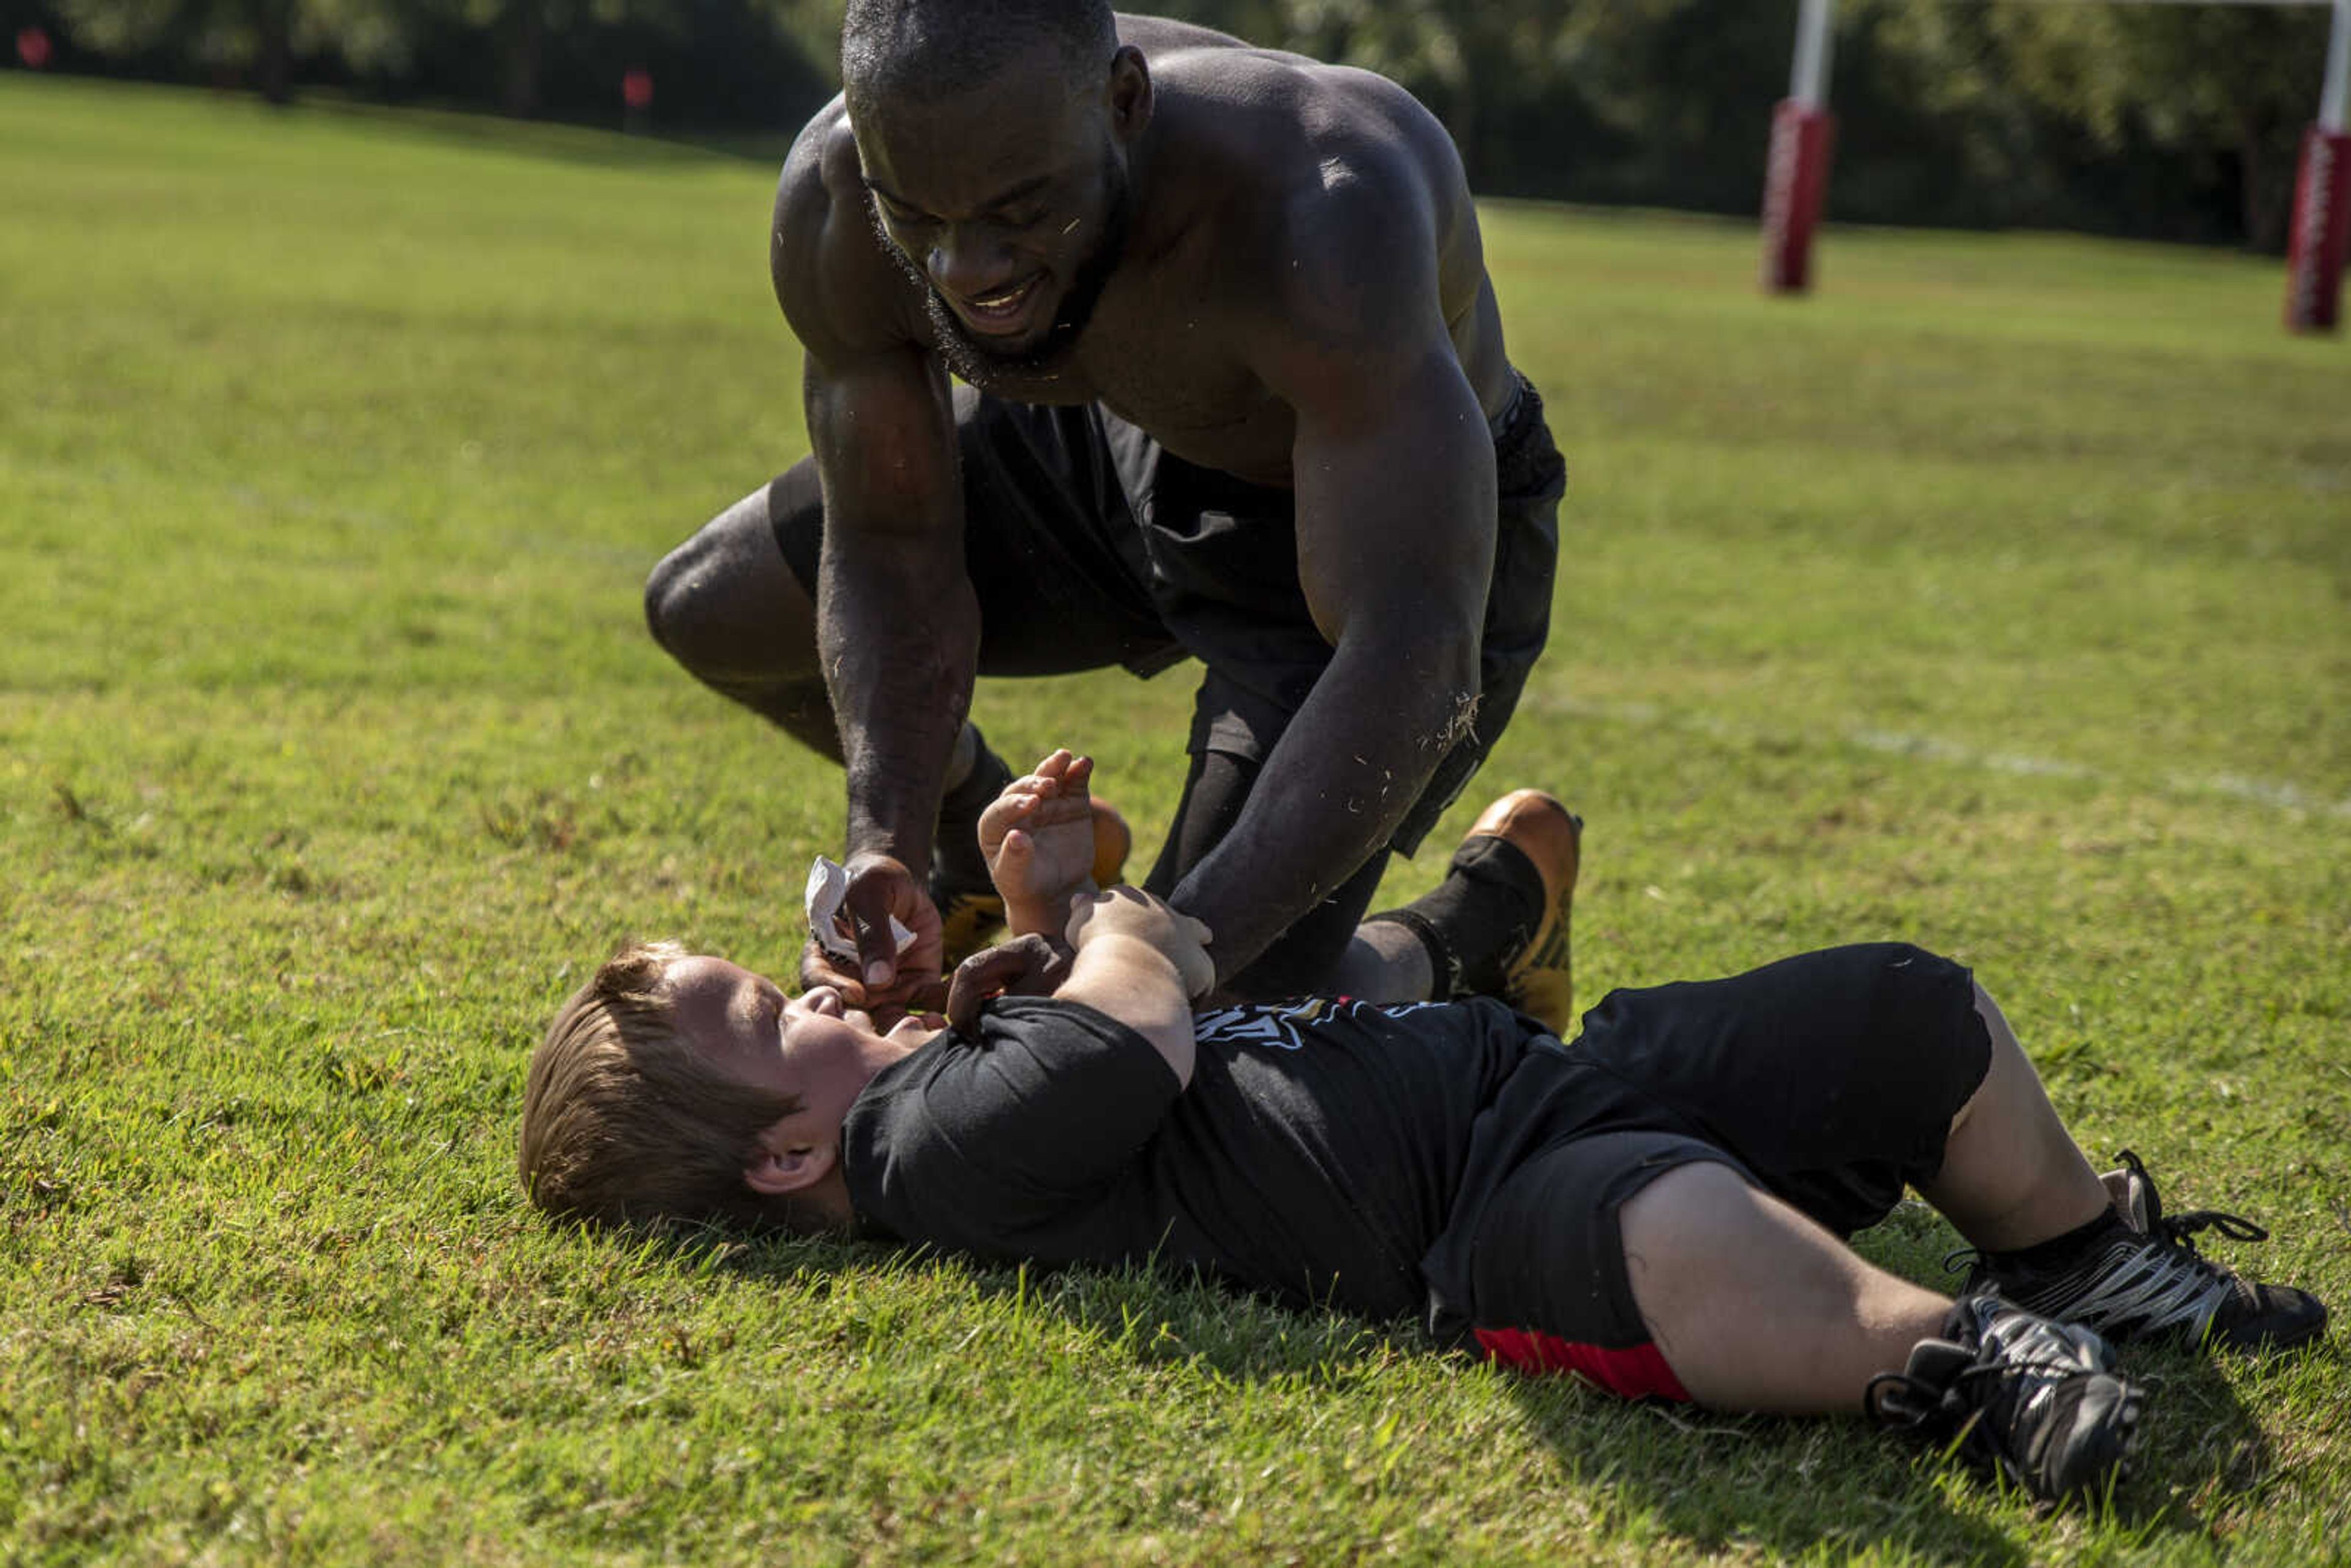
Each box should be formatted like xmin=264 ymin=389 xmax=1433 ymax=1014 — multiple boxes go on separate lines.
xmin=928 ymin=227 xmax=1019 ymax=296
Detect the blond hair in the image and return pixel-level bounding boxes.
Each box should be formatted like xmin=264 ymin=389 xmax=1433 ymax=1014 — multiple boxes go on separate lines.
xmin=518 ymin=941 xmax=817 ymax=1231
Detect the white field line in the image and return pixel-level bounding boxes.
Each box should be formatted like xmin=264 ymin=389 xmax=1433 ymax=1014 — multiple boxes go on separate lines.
xmin=1535 ymin=696 xmax=2351 ymax=818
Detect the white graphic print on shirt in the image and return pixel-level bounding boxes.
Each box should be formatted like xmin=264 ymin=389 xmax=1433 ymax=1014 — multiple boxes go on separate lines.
xmin=1190 ymin=997 xmax=1448 ymax=1052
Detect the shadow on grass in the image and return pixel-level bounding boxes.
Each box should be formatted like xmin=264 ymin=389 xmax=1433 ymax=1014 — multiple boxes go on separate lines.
xmin=692 ymin=1227 xmax=1433 ymax=1386
xmin=1488 ymin=1350 xmax=2271 ymax=1564
xmin=633 ymin=1227 xmax=2283 ymax=1556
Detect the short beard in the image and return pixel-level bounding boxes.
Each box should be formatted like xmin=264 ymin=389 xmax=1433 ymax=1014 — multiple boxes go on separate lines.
xmin=870 ymin=165 xmax=1131 ymax=387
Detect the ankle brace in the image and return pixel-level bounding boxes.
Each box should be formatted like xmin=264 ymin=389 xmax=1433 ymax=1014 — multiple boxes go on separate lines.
xmin=1368 ymin=834 xmax=1547 ymax=1002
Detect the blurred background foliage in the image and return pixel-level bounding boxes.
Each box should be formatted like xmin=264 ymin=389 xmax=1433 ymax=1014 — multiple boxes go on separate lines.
xmin=2 ymin=0 xmax=2336 ymax=249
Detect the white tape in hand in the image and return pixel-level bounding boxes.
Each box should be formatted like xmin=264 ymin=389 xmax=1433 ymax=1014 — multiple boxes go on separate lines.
xmin=804 ymin=856 xmax=916 ymax=962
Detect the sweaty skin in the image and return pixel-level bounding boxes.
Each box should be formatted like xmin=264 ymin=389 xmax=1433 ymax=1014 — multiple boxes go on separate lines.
xmin=775 ymin=13 xmax=1515 ymax=1000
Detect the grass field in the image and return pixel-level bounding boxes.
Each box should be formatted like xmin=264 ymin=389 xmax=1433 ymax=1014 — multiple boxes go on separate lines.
xmin=4 ymin=72 xmax=2348 ymax=1565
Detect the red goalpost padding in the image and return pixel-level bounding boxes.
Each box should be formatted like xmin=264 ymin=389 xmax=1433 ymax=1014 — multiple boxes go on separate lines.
xmin=1767 ymin=0 xmax=2351 ymax=337
xmin=1762 ymin=100 xmax=1836 ymax=294
xmin=1763 ymin=0 xmax=1837 ymax=295
xmin=2286 ymin=0 xmax=2351 ymax=332
xmin=2286 ymin=128 xmax=2351 ymax=330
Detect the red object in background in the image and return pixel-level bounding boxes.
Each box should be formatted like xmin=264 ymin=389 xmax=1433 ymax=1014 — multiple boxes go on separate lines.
xmin=17 ymin=26 xmax=54 ymax=69
xmin=1761 ymin=99 xmax=1836 ymax=294
xmin=621 ymin=69 xmax=654 ymax=113
xmin=2284 ymin=126 xmax=2351 ymax=334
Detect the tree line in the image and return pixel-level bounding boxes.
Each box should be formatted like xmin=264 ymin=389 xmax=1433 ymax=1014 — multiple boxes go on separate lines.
xmin=7 ymin=0 xmax=2333 ymax=249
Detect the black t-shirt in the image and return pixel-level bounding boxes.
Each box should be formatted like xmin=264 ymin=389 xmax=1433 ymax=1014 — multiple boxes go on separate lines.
xmin=841 ymin=992 xmax=1536 ymax=1323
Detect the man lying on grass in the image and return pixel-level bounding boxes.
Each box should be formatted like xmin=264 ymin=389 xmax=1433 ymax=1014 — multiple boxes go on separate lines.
xmin=520 ymin=751 xmax=2327 ymax=1506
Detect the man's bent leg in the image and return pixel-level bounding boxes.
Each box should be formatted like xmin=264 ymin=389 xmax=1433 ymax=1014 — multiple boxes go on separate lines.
xmin=645 ymin=465 xmax=839 ymax=757
xmin=641 ymin=470 xmax=1005 ymax=797
xmin=1326 ymin=921 xmax=1433 ymax=1003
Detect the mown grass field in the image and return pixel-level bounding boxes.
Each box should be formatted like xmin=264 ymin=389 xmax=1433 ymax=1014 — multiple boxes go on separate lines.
xmin=4 ymin=72 xmax=2347 ymax=1566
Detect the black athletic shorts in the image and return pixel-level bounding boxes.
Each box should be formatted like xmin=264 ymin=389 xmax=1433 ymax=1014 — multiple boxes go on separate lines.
xmin=1420 ymin=944 xmax=1994 ymax=1398
xmin=768 ymin=372 xmax=1567 ymax=865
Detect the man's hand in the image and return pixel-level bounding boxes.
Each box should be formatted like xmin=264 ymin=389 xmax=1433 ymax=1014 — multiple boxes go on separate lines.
xmin=798 ymin=851 xmax=947 ymax=1016
xmin=943 ymin=932 xmax=1074 ymax=1030
xmin=979 ymin=749 xmax=1103 ymax=936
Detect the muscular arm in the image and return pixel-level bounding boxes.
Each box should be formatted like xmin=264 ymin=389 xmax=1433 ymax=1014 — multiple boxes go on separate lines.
xmin=804 ymin=350 xmax=973 ymax=869
xmin=773 ymin=111 xmax=973 ymax=985
xmin=1174 ymin=148 xmax=1496 ymax=983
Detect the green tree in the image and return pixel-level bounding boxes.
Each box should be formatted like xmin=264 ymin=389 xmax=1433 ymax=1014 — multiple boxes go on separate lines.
xmin=54 ymin=0 xmax=296 ymax=99
xmin=1962 ymin=0 xmax=2330 ymax=247
xmin=1159 ymin=0 xmax=1584 ymax=187
xmin=51 ymin=0 xmax=433 ymax=101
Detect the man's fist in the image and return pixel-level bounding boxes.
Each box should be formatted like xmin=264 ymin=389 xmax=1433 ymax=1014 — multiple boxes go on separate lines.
xmin=799 ymin=852 xmax=945 ymax=1014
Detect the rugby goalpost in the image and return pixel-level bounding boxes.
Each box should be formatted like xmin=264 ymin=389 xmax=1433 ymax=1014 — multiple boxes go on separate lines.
xmin=1761 ymin=0 xmax=2351 ymax=333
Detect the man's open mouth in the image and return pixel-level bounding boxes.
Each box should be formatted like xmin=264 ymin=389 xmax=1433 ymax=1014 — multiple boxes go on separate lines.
xmin=954 ymin=274 xmax=1045 ymax=336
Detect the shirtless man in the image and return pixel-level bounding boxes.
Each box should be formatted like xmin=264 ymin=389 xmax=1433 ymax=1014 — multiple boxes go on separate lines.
xmin=642 ymin=2 xmax=1567 ymax=1015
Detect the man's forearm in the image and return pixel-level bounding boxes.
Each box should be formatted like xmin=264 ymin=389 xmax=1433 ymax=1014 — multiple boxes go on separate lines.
xmin=819 ymin=551 xmax=982 ymax=868
xmin=1169 ymin=634 xmax=1478 ymax=981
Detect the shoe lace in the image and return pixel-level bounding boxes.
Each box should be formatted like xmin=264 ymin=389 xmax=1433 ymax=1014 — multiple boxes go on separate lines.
xmin=2113 ymin=1147 xmax=2270 ymax=1251
xmin=1864 ymin=1367 xmax=1960 ymax=1430
xmin=1865 ymin=1353 xmax=2044 ymax=1479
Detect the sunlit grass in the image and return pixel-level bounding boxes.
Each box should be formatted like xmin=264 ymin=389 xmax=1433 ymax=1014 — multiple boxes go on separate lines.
xmin=4 ymin=73 xmax=2347 ymax=1564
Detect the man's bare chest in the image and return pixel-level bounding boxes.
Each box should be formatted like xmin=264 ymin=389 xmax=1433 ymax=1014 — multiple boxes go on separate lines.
xmin=961 ymin=305 xmax=1299 ymax=486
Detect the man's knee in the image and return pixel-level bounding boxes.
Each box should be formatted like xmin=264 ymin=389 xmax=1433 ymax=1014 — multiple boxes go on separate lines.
xmin=642 ymin=534 xmax=696 ymax=661
xmin=642 ymin=487 xmax=817 ymax=683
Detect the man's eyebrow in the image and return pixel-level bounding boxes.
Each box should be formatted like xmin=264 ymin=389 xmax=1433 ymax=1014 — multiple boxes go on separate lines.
xmin=862 ymin=173 xmax=1056 ymax=217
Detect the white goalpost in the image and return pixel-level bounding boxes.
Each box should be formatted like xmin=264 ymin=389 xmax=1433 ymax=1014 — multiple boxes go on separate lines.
xmin=1761 ymin=0 xmax=2351 ymax=334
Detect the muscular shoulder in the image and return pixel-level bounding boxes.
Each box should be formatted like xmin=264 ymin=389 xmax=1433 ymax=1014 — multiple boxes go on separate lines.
xmin=1160 ymin=53 xmax=1476 ymax=347
xmin=770 ymin=98 xmax=927 ymax=367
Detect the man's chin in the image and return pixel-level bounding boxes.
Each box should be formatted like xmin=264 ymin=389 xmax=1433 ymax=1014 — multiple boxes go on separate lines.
xmin=952 ymin=317 xmax=1056 ymax=362
xmin=931 ymin=299 xmax=1085 ymax=380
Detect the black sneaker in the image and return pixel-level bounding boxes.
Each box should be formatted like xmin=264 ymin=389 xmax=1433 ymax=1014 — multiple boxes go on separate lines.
xmin=1867 ymin=1296 xmax=2141 ymax=1506
xmin=1959 ymin=1150 xmax=2329 ymax=1352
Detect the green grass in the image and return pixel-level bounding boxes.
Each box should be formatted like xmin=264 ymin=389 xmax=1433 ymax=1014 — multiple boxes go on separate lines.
xmin=4 ymin=72 xmax=2348 ymax=1564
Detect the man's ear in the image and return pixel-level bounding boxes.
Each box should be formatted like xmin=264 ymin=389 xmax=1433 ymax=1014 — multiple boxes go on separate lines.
xmin=743 ymin=1131 xmax=837 ymax=1196
xmin=1107 ymin=45 xmax=1152 ymax=140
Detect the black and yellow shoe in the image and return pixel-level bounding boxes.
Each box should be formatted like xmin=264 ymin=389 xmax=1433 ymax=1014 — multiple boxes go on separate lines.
xmin=1466 ymin=790 xmax=1582 ymax=1032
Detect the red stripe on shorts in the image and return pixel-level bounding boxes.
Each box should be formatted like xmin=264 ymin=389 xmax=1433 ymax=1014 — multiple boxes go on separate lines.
xmin=1473 ymin=1326 xmax=1692 ymax=1403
